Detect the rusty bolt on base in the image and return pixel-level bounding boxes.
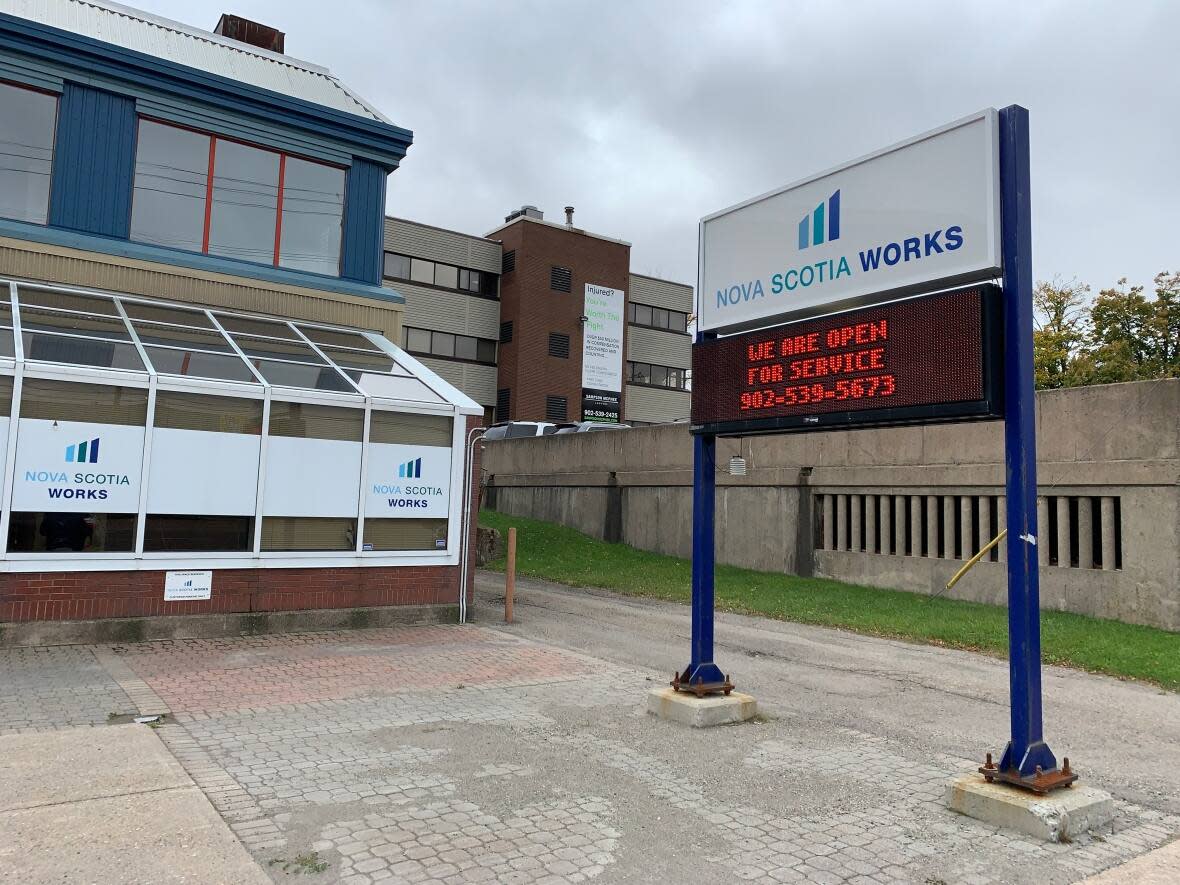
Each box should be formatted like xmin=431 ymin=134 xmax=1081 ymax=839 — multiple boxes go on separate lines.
xmin=669 ymin=670 xmax=737 ymax=698
xmin=979 ymin=752 xmax=1079 ymax=794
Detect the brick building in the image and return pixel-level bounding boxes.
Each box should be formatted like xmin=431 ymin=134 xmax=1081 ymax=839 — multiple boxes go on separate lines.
xmin=383 ymin=208 xmax=693 ymax=426
xmin=0 ymin=1 xmax=482 ymax=634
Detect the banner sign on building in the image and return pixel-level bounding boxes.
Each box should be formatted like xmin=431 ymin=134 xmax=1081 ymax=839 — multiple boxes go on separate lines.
xmin=11 ymin=419 xmax=145 ymax=512
xmin=698 ymin=109 xmax=1000 ymax=333
xmin=691 ymin=285 xmax=1003 ymax=435
xmin=365 ymin=443 xmax=452 ymax=518
xmin=581 ymin=283 xmax=624 ymax=423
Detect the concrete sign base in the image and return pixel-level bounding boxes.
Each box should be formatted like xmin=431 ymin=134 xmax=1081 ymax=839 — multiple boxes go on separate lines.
xmin=947 ymin=774 xmax=1114 ymax=842
xmin=647 ymin=686 xmax=757 ymax=728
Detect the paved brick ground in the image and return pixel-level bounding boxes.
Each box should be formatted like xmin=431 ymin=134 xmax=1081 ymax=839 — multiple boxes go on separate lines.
xmin=0 ymin=621 xmax=1176 ymax=883
xmin=0 ymin=645 xmax=134 ymax=734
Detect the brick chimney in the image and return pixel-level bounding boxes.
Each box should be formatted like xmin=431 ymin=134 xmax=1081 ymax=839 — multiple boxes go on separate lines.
xmin=214 ymin=14 xmax=285 ymax=53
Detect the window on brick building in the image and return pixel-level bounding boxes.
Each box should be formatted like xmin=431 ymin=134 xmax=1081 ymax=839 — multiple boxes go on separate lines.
xmin=261 ymin=517 xmax=356 ymax=551
xmin=499 ymin=321 xmax=513 ymax=344
xmin=363 ymin=517 xmax=448 ymax=551
xmin=548 ymin=332 xmax=570 ymax=358
xmin=502 ymin=250 xmax=515 ymax=273
xmin=497 ymin=388 xmax=510 ymax=419
xmin=545 ymin=395 xmax=568 ymax=421
xmin=550 ymin=265 xmax=572 ymax=293
xmin=143 ymin=515 xmax=254 ymax=552
xmin=6 ymin=512 xmax=136 ymax=553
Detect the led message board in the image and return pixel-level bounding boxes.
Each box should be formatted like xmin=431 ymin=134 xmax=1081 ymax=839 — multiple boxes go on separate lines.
xmin=690 ymin=285 xmax=1003 ymax=435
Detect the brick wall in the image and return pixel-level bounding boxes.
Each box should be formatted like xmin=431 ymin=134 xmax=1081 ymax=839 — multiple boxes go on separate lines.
xmin=495 ymin=219 xmax=630 ymax=422
xmin=0 ymin=566 xmax=460 ymax=623
xmin=0 ymin=414 xmax=484 ymax=624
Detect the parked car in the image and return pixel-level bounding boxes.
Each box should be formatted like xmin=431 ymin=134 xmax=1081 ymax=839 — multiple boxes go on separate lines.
xmin=482 ymin=421 xmax=558 ymax=441
xmin=553 ymin=421 xmax=631 ymax=434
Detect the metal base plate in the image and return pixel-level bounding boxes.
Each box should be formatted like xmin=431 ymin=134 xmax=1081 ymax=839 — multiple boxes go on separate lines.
xmin=979 ymin=758 xmax=1079 ymax=795
xmin=670 ymin=670 xmax=735 ymax=698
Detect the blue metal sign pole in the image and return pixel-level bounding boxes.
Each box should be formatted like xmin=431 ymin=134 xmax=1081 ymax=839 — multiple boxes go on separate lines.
xmin=677 ymin=330 xmax=729 ymax=693
xmin=989 ymin=104 xmax=1070 ymax=788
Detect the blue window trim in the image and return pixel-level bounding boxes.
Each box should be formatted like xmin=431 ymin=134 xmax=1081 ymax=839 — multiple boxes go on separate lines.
xmin=0 ymin=216 xmax=405 ymax=305
xmin=0 ymin=12 xmax=413 ymax=169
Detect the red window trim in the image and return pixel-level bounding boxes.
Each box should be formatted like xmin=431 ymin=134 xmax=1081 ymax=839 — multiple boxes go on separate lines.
xmin=272 ymin=153 xmax=286 ymax=266
xmin=134 ymin=117 xmax=346 ymax=271
xmin=201 ymin=136 xmax=216 ymax=253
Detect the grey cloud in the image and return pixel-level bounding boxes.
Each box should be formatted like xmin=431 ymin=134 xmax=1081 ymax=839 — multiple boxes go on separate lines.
xmin=143 ymin=0 xmax=1178 ymax=292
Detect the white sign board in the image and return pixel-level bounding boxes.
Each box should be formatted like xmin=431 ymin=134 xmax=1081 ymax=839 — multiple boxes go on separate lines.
xmin=365 ymin=443 xmax=452 ymax=518
xmin=164 ymin=570 xmax=212 ymax=601
xmin=12 ymin=419 xmax=145 ymax=512
xmin=581 ymin=283 xmax=625 ymax=423
xmin=698 ymin=109 xmax=1000 ymax=332
xmin=263 ymin=437 xmax=361 ymax=517
xmin=581 ymin=283 xmax=624 ymax=394
xmin=148 ymin=428 xmax=260 ymax=516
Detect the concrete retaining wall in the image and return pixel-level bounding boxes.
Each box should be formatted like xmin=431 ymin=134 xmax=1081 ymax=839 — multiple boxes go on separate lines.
xmin=483 ymin=379 xmax=1179 ymax=631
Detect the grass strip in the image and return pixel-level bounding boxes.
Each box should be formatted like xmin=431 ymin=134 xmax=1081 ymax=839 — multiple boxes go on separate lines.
xmin=479 ymin=509 xmax=1179 ymax=691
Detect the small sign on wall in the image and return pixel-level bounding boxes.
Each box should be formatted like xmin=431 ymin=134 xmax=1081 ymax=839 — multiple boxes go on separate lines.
xmin=164 ymin=570 xmax=213 ymax=601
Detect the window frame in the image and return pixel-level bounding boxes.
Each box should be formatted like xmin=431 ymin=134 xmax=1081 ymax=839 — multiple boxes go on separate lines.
xmin=0 ymin=79 xmax=60 ymax=227
xmin=402 ymin=326 xmax=497 ymax=366
xmin=627 ymin=360 xmax=688 ymax=390
xmin=627 ymin=301 xmax=689 ymax=334
xmin=129 ymin=117 xmax=347 ymax=276
xmin=382 ymin=252 xmax=500 ymax=301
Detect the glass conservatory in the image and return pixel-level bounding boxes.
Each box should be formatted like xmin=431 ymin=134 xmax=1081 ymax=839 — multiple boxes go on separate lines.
xmin=0 ymin=278 xmax=481 ymax=571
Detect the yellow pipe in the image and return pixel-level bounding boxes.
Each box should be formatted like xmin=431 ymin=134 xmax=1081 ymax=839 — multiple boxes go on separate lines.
xmin=944 ymin=530 xmax=1008 ymax=592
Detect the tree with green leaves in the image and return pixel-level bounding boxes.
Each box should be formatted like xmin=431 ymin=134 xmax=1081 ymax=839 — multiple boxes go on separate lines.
xmin=1031 ymin=270 xmax=1177 ymax=388
xmin=1069 ymin=274 xmax=1178 ymax=384
xmin=1032 ymin=278 xmax=1089 ymax=388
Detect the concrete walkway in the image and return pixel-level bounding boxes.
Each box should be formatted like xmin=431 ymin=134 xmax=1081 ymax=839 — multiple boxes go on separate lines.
xmin=0 ymin=575 xmax=1174 ymax=883
xmin=0 ymin=724 xmax=270 ymax=883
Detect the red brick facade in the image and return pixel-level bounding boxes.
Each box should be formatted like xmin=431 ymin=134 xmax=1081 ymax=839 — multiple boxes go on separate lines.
xmin=0 ymin=416 xmax=482 ymax=624
xmin=0 ymin=566 xmax=461 ymax=623
xmin=495 ymin=219 xmax=630 ymax=422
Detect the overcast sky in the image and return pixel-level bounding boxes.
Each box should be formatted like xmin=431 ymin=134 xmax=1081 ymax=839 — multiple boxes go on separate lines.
xmin=141 ymin=0 xmax=1176 ymax=295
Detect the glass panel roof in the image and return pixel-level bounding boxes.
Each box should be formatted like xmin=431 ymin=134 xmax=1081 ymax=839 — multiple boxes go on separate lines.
xmin=123 ymin=300 xmax=215 ymax=327
xmin=1 ymin=280 xmax=466 ymax=407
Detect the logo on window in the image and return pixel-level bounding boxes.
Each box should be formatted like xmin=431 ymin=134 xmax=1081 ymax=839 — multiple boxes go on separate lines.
xmin=65 ymin=438 xmax=101 ymax=464
xmin=398 ymin=457 xmax=423 ymax=479
xmin=797 ymin=189 xmax=841 ymax=250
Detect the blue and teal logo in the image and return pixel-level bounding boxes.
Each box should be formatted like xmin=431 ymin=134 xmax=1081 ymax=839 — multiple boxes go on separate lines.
xmin=798 ymin=189 xmax=840 ymax=250
xmin=397 ymin=457 xmax=423 ymax=479
xmin=714 ymin=183 xmax=970 ymax=313
xmin=65 ymin=437 xmax=100 ymax=464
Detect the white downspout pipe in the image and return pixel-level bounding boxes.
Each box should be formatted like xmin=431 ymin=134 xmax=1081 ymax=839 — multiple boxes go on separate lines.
xmin=459 ymin=427 xmax=486 ymax=623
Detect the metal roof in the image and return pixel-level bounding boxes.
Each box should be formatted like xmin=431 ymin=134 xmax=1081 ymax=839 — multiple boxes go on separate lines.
xmin=0 ymin=0 xmax=391 ymax=123
xmin=0 ymin=278 xmax=482 ymax=414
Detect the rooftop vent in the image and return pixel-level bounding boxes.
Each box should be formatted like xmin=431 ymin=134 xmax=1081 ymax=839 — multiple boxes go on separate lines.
xmin=215 ymin=14 xmax=285 ymax=53
xmin=505 ymin=205 xmax=543 ymax=223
